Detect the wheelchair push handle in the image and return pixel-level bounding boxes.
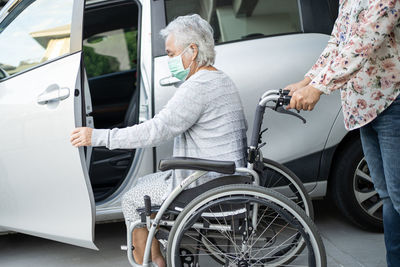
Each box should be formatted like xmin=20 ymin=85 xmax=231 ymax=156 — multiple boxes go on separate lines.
xmin=250 ymin=89 xmax=306 ymax=148
xmin=275 ymin=90 xmax=306 ymax=124
xmin=262 ymin=89 xmax=306 ymax=123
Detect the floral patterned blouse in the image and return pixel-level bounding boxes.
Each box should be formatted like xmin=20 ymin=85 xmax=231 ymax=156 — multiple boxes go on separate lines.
xmin=305 ymin=0 xmax=400 ymax=130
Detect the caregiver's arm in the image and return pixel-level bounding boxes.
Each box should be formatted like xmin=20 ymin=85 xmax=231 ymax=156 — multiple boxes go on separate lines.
xmin=304 ymin=16 xmax=340 ymax=80
xmin=311 ymin=0 xmax=400 ymax=94
xmin=285 ymin=11 xmax=340 ymax=92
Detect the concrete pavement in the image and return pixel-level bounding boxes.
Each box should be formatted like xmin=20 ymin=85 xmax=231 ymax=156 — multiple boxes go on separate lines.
xmin=0 ymin=200 xmax=386 ymax=267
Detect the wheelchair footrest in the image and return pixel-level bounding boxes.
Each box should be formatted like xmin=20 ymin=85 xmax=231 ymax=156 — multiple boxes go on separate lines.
xmin=155 ymin=228 xmax=170 ymax=241
xmin=137 ymin=206 xmax=161 ymax=223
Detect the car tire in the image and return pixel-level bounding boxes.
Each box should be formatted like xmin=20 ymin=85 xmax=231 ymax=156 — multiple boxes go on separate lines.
xmin=329 ymin=137 xmax=383 ymax=232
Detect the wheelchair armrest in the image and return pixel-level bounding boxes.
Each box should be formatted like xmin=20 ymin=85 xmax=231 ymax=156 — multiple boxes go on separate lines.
xmin=158 ymin=157 xmax=236 ymax=174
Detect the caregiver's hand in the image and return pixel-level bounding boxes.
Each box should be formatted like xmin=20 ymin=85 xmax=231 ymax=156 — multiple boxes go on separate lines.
xmin=71 ymin=127 xmax=93 ymax=147
xmin=284 ymin=77 xmax=311 ymax=96
xmin=287 ymin=85 xmax=323 ymax=111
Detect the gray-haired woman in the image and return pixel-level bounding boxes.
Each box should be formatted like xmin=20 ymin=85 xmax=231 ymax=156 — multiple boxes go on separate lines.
xmin=70 ymin=14 xmax=247 ymax=266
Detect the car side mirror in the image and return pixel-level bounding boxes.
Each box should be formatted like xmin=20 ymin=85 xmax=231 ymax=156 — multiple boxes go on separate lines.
xmin=159 ymin=76 xmax=180 ymax=86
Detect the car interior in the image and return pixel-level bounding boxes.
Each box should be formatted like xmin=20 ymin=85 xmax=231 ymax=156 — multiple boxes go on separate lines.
xmin=83 ymin=0 xmax=140 ymax=202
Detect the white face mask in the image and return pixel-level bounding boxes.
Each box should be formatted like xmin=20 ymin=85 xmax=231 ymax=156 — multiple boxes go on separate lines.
xmin=167 ymin=46 xmax=193 ymax=81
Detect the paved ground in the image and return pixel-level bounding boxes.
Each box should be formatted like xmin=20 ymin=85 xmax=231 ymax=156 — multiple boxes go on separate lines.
xmin=0 ymin=200 xmax=386 ymax=267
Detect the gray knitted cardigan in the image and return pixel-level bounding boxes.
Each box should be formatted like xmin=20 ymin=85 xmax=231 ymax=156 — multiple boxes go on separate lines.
xmin=91 ymin=69 xmax=248 ymax=188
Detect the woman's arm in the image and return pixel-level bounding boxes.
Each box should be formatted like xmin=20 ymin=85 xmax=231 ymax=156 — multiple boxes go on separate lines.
xmin=90 ymin=82 xmax=204 ymax=150
xmin=304 ymin=17 xmax=340 ymax=81
xmin=311 ymin=0 xmax=400 ymax=94
xmin=285 ymin=6 xmax=341 ymax=93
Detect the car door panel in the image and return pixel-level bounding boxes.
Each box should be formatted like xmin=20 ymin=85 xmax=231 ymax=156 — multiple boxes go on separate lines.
xmin=0 ymin=52 xmax=97 ymax=250
xmin=154 ymin=33 xmax=341 ymax=184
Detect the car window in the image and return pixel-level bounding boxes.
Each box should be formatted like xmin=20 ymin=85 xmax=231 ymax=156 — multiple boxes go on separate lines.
xmin=83 ymin=27 xmax=137 ymax=78
xmin=165 ymin=0 xmax=302 ymax=44
xmin=0 ymin=0 xmax=74 ymax=78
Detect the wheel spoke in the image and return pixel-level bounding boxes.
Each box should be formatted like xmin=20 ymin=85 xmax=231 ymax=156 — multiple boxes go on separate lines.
xmin=356 ymin=169 xmax=372 ymax=183
xmin=367 ymin=199 xmax=383 ymax=216
xmin=247 ymin=212 xmax=280 ymax=252
xmin=201 ymin=207 xmax=243 ymax=257
xmin=355 ymin=190 xmax=377 ymax=203
xmin=192 ymin=228 xmax=229 ymax=261
xmin=250 ymin=227 xmax=296 ymax=266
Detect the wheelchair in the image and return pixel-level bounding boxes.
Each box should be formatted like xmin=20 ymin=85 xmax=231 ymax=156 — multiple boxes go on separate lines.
xmin=121 ymin=89 xmax=327 ymax=267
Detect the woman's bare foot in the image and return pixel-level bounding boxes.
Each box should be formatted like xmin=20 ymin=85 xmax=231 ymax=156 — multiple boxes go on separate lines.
xmin=152 ymin=255 xmax=166 ymax=267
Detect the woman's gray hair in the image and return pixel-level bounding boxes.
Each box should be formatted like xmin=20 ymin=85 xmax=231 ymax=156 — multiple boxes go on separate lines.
xmin=160 ymin=14 xmax=216 ymax=66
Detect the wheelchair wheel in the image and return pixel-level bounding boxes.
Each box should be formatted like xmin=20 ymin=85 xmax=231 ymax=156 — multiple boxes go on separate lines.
xmin=259 ymin=158 xmax=314 ymax=219
xmin=167 ymin=184 xmax=326 ymax=267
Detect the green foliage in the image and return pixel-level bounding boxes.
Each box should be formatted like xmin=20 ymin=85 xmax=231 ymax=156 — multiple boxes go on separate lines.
xmin=83 ymin=46 xmax=120 ymax=78
xmin=124 ymin=29 xmax=138 ymax=69
xmin=83 ymin=28 xmax=138 ymax=78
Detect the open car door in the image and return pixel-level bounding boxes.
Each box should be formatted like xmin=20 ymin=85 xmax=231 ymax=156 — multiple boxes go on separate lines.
xmin=0 ymin=0 xmax=96 ymax=249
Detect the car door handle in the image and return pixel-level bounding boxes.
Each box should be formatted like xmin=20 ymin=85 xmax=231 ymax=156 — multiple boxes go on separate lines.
xmin=159 ymin=76 xmax=180 ymax=86
xmin=37 ymin=85 xmax=70 ymax=105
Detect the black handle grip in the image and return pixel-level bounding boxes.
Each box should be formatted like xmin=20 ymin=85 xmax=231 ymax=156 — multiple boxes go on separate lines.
xmin=250 ymin=105 xmax=266 ymax=147
xmin=282 ymin=95 xmax=291 ymax=106
xmin=144 ymin=195 xmax=151 ymax=216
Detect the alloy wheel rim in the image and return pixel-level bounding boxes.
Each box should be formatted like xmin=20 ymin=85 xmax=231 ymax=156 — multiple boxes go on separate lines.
xmin=353 ymin=157 xmax=383 ymax=222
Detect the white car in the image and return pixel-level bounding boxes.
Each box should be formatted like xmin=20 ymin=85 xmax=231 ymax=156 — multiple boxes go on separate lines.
xmin=0 ymin=0 xmax=380 ymax=250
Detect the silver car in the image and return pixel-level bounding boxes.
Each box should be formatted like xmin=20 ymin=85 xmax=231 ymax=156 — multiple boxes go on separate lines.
xmin=0 ymin=0 xmax=380 ymax=250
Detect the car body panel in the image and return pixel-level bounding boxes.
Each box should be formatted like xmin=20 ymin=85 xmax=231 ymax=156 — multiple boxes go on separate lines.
xmin=325 ymin=108 xmax=348 ymax=149
xmin=154 ymin=33 xmax=341 ymax=185
xmin=0 ymin=52 xmax=97 ymax=249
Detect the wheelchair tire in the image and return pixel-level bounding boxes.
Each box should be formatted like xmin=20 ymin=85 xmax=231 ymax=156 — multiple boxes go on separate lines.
xmin=261 ymin=158 xmax=314 ymax=219
xmin=167 ymin=184 xmax=326 ymax=267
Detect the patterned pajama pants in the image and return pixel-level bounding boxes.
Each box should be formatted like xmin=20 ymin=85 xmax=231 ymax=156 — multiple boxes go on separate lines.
xmin=122 ymin=170 xmax=173 ymax=225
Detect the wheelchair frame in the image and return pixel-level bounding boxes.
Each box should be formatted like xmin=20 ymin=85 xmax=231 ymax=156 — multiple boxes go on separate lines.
xmin=122 ymin=89 xmax=309 ymax=267
xmin=125 ymin=166 xmax=260 ymax=267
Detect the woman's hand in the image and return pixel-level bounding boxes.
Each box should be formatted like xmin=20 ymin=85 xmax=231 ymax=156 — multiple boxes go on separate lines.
xmin=287 ymin=85 xmax=323 ymax=111
xmin=70 ymin=127 xmax=93 ymax=147
xmin=284 ymin=77 xmax=312 ymax=95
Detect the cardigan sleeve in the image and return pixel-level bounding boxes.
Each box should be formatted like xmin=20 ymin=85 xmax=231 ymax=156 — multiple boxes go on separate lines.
xmin=91 ymin=81 xmax=204 ymax=150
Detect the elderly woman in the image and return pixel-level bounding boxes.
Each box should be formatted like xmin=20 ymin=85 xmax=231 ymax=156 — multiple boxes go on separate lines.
xmin=70 ymin=14 xmax=247 ymax=266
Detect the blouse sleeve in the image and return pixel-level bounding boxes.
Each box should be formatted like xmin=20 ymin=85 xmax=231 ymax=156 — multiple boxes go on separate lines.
xmin=305 ymin=17 xmax=340 ymax=80
xmin=310 ymin=0 xmax=400 ymax=94
xmin=91 ymin=82 xmax=204 ymax=150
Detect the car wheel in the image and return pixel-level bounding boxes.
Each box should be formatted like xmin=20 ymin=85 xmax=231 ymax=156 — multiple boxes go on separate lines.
xmin=330 ymin=138 xmax=383 ymax=231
